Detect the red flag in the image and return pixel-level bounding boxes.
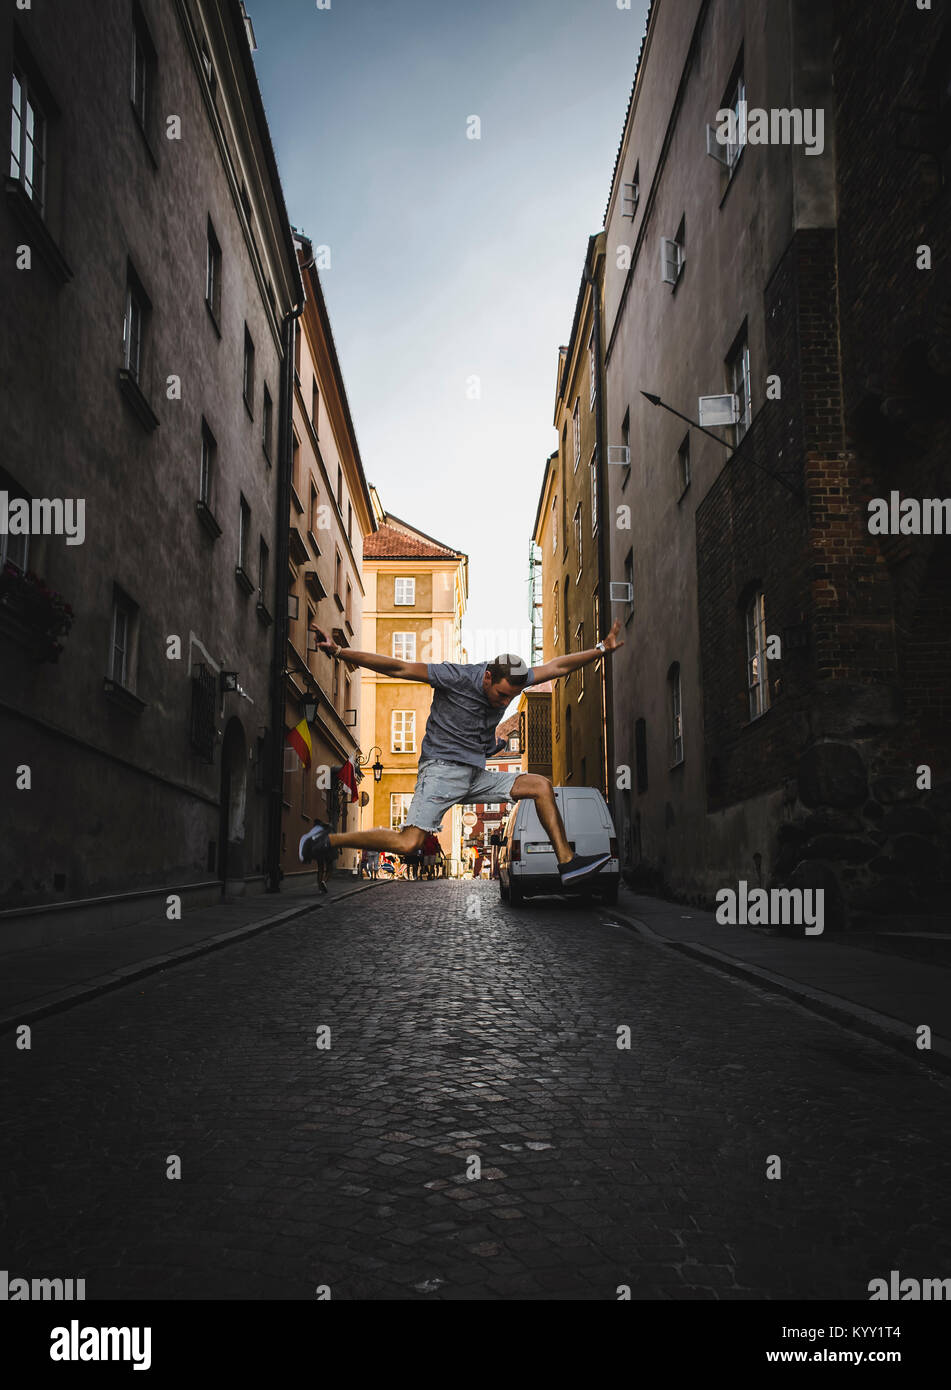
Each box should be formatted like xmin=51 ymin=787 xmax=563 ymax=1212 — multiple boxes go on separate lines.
xmin=337 ymin=757 xmax=358 ymax=802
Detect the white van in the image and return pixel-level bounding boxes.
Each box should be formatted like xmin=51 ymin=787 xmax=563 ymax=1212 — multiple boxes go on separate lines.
xmin=498 ymin=786 xmax=619 ymax=906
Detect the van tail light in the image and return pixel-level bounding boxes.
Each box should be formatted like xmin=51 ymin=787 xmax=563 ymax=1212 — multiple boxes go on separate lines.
xmin=511 ymin=839 xmax=521 ymax=862
xmin=609 ymin=837 xmax=618 ymax=858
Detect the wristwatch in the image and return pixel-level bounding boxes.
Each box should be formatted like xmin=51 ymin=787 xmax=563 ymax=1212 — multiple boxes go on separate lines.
xmin=595 ymin=640 xmax=606 ymax=653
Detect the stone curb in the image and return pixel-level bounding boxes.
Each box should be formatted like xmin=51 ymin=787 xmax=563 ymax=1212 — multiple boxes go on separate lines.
xmin=0 ymin=879 xmax=383 ymax=1036
xmin=605 ymin=906 xmax=951 ymax=1081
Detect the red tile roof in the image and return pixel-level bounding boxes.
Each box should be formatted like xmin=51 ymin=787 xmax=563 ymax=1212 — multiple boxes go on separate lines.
xmin=363 ymin=520 xmax=462 ymax=559
xmin=495 ymin=712 xmax=520 ymax=740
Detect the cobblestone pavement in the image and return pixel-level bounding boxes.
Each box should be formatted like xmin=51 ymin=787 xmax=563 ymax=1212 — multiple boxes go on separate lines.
xmin=2 ymin=880 xmax=950 ymax=1300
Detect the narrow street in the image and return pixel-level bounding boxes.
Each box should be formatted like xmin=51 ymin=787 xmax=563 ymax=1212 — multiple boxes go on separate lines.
xmin=3 ymin=880 xmax=949 ymax=1301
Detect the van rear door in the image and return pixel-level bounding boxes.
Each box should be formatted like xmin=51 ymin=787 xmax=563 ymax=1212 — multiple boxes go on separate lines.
xmin=563 ymin=789 xmax=613 ymax=858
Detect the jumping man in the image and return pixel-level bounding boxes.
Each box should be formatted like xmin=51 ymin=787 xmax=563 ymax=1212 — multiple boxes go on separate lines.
xmin=299 ymin=620 xmax=625 ymax=885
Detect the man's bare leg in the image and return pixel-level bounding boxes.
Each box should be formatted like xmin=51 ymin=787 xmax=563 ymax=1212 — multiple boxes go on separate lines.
xmin=326 ymin=825 xmax=426 ymax=855
xmin=510 ymin=774 xmax=572 ymax=864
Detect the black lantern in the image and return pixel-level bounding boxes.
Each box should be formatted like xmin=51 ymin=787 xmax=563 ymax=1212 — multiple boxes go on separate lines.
xmin=220 ymin=670 xmax=239 ymax=693
xmin=356 ymin=745 xmax=384 ymax=783
xmin=303 ymin=695 xmax=318 ymax=723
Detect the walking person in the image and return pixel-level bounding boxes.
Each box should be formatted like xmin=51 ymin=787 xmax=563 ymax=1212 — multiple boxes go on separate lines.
xmin=422 ymin=831 xmax=440 ymax=879
xmin=299 ymin=623 xmax=625 ymax=883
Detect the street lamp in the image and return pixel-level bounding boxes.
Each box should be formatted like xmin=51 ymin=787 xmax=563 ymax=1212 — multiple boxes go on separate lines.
xmin=302 ymin=693 xmax=318 ymax=723
xmin=357 ymin=745 xmax=384 ymax=783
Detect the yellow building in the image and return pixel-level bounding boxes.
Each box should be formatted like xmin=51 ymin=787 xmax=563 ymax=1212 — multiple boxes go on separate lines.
xmin=359 ymin=490 xmax=468 ymax=873
xmin=533 ymin=231 xmax=609 ymax=796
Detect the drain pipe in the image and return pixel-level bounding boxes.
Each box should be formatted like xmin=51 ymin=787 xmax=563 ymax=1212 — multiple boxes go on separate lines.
xmin=265 ymin=293 xmax=306 ymax=893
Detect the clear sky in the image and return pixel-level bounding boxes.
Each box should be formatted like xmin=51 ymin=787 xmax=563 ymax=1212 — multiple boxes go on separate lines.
xmin=248 ymin=0 xmax=650 ymax=665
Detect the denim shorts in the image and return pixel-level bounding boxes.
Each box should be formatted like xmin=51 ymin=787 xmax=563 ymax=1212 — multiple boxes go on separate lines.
xmin=405 ymin=759 xmax=523 ymax=832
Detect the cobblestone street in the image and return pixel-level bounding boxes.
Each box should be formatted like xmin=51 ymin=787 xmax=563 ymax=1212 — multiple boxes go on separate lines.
xmin=3 ymin=880 xmax=950 ymax=1300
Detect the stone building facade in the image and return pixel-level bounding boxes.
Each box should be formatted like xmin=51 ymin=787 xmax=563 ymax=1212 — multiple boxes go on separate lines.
xmin=0 ymin=0 xmax=301 ymax=920
xmin=599 ymin=0 xmax=950 ymax=925
xmin=281 ymin=231 xmax=376 ymax=881
xmin=534 ymin=232 xmax=610 ymax=799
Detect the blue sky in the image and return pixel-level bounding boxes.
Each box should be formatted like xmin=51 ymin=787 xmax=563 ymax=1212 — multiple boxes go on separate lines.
xmin=248 ymin=0 xmax=649 ymax=662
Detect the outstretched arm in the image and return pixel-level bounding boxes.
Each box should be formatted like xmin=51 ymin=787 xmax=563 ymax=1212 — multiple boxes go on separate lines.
xmin=530 ymin=618 xmax=624 ymax=685
xmin=312 ymin=629 xmax=429 ymax=681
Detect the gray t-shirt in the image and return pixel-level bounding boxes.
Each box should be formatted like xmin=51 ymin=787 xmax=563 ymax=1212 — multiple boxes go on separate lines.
xmin=421 ymin=661 xmax=534 ymax=770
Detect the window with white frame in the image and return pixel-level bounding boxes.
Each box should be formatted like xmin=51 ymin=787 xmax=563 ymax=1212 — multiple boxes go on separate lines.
xmin=574 ymin=503 xmax=583 ymax=577
xmin=391 ymin=709 xmax=416 ymax=752
xmin=123 ymin=270 xmax=148 ymax=382
xmin=552 ymin=580 xmax=559 ymax=646
xmin=110 ymin=587 xmax=138 ymax=688
xmin=723 ymin=69 xmax=747 ymax=171
xmin=623 ymin=549 xmax=634 ymax=621
xmin=588 ymin=332 xmax=596 ymax=410
xmin=394 ymin=576 xmax=416 ymax=606
xmin=10 ymin=65 xmax=47 ymax=215
xmin=590 ymin=451 xmax=598 ymax=535
xmin=390 ymin=792 xmax=413 ymax=829
xmin=572 ymin=400 xmax=581 ymax=470
xmin=576 ymin=623 xmax=584 ymax=696
xmin=0 ymin=482 xmax=29 ymax=573
xmin=661 ymin=215 xmax=685 ymax=286
xmin=622 ymin=162 xmax=640 ymax=219
xmin=669 ymin=663 xmax=684 ymax=765
xmin=551 ymin=496 xmax=558 ymax=553
xmin=746 ymin=590 xmax=770 ymax=719
xmin=392 ymin=632 xmax=417 ymax=661
xmin=727 ymin=328 xmax=752 ymax=444
xmin=206 ymin=217 xmax=222 ymax=323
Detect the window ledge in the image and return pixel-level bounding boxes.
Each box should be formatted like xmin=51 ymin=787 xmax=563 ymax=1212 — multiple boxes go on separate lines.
xmin=103 ymin=677 xmax=147 ymax=715
xmin=205 ymin=298 xmax=222 ymax=339
xmin=333 ymin=593 xmax=345 ymax=611
xmin=290 ymin=482 xmax=304 ymax=516
xmin=669 ymin=757 xmax=685 ymax=771
xmin=130 ymin=103 xmax=159 ymax=169
xmin=306 ymin=529 xmax=322 ymax=557
xmin=118 ymin=369 xmax=160 ymax=432
xmin=677 ymin=481 xmax=691 ymax=505
xmin=196 ymin=500 xmax=222 ymax=539
xmin=256 ymin=600 xmax=273 ymax=627
xmin=243 ymin=394 xmax=254 ymax=421
xmin=5 ymin=178 xmax=72 ymax=284
xmin=235 ymin=565 xmax=255 ymax=595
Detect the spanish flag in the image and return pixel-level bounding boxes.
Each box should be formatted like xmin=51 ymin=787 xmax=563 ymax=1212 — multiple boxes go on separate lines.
xmin=287 ymin=717 xmax=312 ymax=770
